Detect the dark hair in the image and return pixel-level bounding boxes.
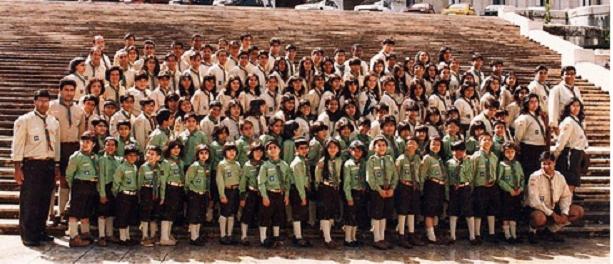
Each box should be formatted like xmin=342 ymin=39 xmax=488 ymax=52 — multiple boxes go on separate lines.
xmin=156 ymin=108 xmax=172 ymax=124
xmin=559 ymin=97 xmax=585 ymax=125
xmin=539 ymin=151 xmax=556 ymax=162
xmin=282 ymin=120 xmax=300 ymax=140
xmin=225 ymin=99 xmax=243 ymax=117
xmin=178 ymin=73 xmax=196 ymax=97
xmin=409 ymin=80 xmax=428 ymax=103
xmin=285 ymin=76 xmax=306 ymax=97
xmin=520 ymin=93 xmax=542 ymax=115
xmin=105 ymin=66 xmax=124 ymax=83
xmin=212 ymin=125 xmax=230 ymax=141
xmin=224 ymin=75 xmax=243 ymax=97
xmin=164 ymin=139 xmax=184 ymax=158
xmin=59 ymin=78 xmax=77 ymax=90
xmin=321 ymin=138 xmax=341 ymax=181
xmin=244 ymin=73 xmax=262 ymax=96
xmin=85 ymin=78 xmax=105 ymax=95
xmin=561 ymin=65 xmax=576 ymax=77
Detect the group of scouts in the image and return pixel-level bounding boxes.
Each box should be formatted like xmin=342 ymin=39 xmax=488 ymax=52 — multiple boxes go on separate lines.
xmin=12 ymin=33 xmax=587 ymax=250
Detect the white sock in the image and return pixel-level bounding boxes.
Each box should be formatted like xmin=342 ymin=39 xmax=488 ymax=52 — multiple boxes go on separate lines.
xmin=161 ymin=221 xmax=171 ymax=241
xmin=206 ymin=207 xmax=214 ymax=222
xmin=150 ymin=221 xmax=158 ymax=238
xmin=241 ymin=223 xmax=249 ymax=240
xmin=219 ymin=216 xmax=227 ymax=237
xmin=487 ymin=216 xmax=496 ymax=235
xmin=293 ymin=221 xmax=302 ymax=239
xmin=372 ymin=219 xmax=381 ymax=242
xmin=227 ymin=216 xmax=235 ymax=237
xmin=68 ymin=219 xmax=79 ymax=238
xmin=379 ymin=219 xmax=386 ymax=241
xmin=273 ymin=226 xmax=280 ymax=238
xmin=81 ymin=221 xmax=90 ymax=234
xmin=510 ymin=221 xmax=517 ymax=238
xmin=475 ymin=218 xmax=482 ymax=236
xmin=119 ymin=228 xmax=128 ymax=241
xmin=98 ymin=217 xmax=106 ymax=238
xmin=106 ymin=217 xmax=114 ymax=237
xmin=433 ymin=216 xmax=439 ymax=227
xmin=344 ymin=225 xmax=352 ymax=242
xmin=397 ymin=215 xmax=406 ymax=235
xmin=141 ymin=221 xmax=149 ymax=239
xmin=188 ymin=224 xmax=197 ymax=240
xmin=426 ymin=226 xmax=436 ymax=241
xmin=195 ymin=224 xmax=201 ymax=239
xmin=503 ymin=224 xmax=511 ymax=239
xmin=466 ymin=217 xmax=476 ymax=240
xmin=449 ymin=216 xmax=458 ymax=240
xmin=259 ymin=227 xmax=267 ymax=243
xmin=407 ymin=215 xmax=415 ymax=234
xmin=321 ymin=220 xmax=332 ymax=243
xmin=59 ymin=188 xmax=70 ymax=215
xmin=529 ymin=226 xmax=537 ymax=233
xmin=351 ymin=226 xmax=357 ymax=241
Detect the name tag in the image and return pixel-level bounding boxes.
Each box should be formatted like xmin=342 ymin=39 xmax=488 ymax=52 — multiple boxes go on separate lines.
xmin=268 ymin=175 xmax=276 ymax=182
xmin=535 ymin=130 xmax=539 ymax=135
xmin=33 ymin=136 xmax=40 ymax=141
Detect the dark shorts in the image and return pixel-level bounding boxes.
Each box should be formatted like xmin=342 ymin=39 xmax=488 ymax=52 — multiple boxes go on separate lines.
xmin=290 ymin=186 xmax=308 ymax=222
xmin=518 ymin=143 xmax=547 ymax=182
xmin=139 ymin=187 xmax=157 ymax=222
xmin=395 ymin=183 xmax=421 ymax=215
xmin=187 ymin=190 xmax=208 ymax=224
xmin=447 ymin=185 xmax=473 ymax=217
xmin=98 ymin=183 xmax=115 ymax=217
xmin=422 ymin=180 xmax=445 ymax=217
xmin=220 ymin=188 xmax=240 ymax=217
xmin=160 ymin=185 xmax=184 ymax=221
xmin=317 ymin=184 xmax=340 ymax=220
xmin=240 ymin=189 xmax=261 ymax=226
xmin=556 ymin=148 xmax=584 ymax=187
xmin=259 ymin=191 xmax=285 ymax=227
xmin=473 ymin=185 xmax=500 ymax=217
xmin=116 ymin=192 xmax=138 ymax=228
xmin=67 ymin=180 xmax=98 ymax=219
xmin=500 ymin=191 xmax=522 ymax=221
xmin=369 ymin=189 xmax=394 ymax=220
xmin=344 ymin=189 xmax=367 ymax=227
xmin=60 ymin=142 xmax=79 ymax=177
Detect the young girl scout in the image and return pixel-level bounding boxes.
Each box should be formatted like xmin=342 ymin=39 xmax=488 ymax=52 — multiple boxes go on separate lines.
xmin=315 ymin=138 xmax=343 ymax=249
xmin=446 ymin=141 xmax=477 ymax=245
xmin=419 ymin=136 xmax=447 ymax=244
xmin=497 ymin=142 xmax=524 ymax=244
xmin=216 ymin=142 xmax=242 ymax=245
xmin=112 ymin=144 xmax=140 ymax=246
xmin=238 ymin=142 xmax=265 ymax=246
xmin=470 ymin=132 xmax=499 ymax=244
xmin=96 ymin=136 xmax=122 ymax=246
xmin=185 ymin=144 xmax=211 ymax=246
xmin=137 ymin=145 xmax=163 ymax=247
xmin=289 ymin=138 xmax=312 ymax=247
xmin=342 ymin=140 xmax=368 ymax=248
xmin=395 ymin=136 xmax=424 ymax=247
xmin=159 ymin=140 xmax=186 ymax=246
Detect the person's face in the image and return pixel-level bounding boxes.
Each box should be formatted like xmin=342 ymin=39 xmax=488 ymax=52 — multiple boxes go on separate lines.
xmin=288 ymin=49 xmax=297 ymax=59
xmin=427 ymin=67 xmax=437 ymax=78
xmin=406 ymin=140 xmax=417 ymax=154
xmin=518 ymin=89 xmax=528 ymax=101
xmin=570 ymin=101 xmax=581 ymax=116
xmin=528 ymin=96 xmax=539 ymax=112
xmin=311 ymin=53 xmax=322 ymax=63
xmin=480 ymin=135 xmax=493 ymax=150
xmin=170 ymin=145 xmax=181 ymax=157
xmin=340 ymin=126 xmax=351 ymax=137
xmin=453 ymin=149 xmax=465 ymax=159
xmin=536 ymin=69 xmax=548 ymax=82
xmin=314 ymin=77 xmax=325 ymax=88
xmin=110 ymin=70 xmax=121 ymax=84
xmin=494 ymin=124 xmax=505 ymax=136
xmin=181 ymin=78 xmax=192 ymax=88
xmin=146 ymin=59 xmax=156 ymax=71
xmin=366 ymin=76 xmax=377 ymax=88
xmin=198 ymin=150 xmax=210 ymax=162
xmin=384 ymin=81 xmax=395 ymax=93
xmin=316 ymin=130 xmax=327 ymax=139
xmin=440 ymin=69 xmax=450 ymax=80
xmin=490 ymin=79 xmax=500 ymax=91
xmin=128 ymin=49 xmax=137 ymax=61
xmin=323 ymin=61 xmax=333 ymax=73
xmin=447 ymin=123 xmax=459 ymax=135
xmin=241 ymin=36 xmax=252 ymax=47
xmin=493 ymin=64 xmax=503 ymax=74
xmin=126 ymin=153 xmax=138 ymax=164
xmin=416 ymin=131 xmax=426 ymax=140
xmin=193 ymin=37 xmax=203 ymax=48
xmin=277 ymin=60 xmax=287 ymax=71
xmin=374 ymin=63 xmax=384 ymax=73
xmin=383 ymin=44 xmax=394 ymax=53
xmin=270 ymin=43 xmax=281 ymax=54
xmin=266 ymin=78 xmax=278 ymax=91
xmin=252 ymin=149 xmax=263 ymax=161
xmin=345 ymin=104 xmax=356 ymax=116
xmin=335 ymin=52 xmax=346 ymax=64
xmin=506 ymin=75 xmax=516 ymax=86
xmin=504 ymin=147 xmax=516 ymax=161
xmin=95 ymin=123 xmax=108 ymax=135
xmin=327 ymin=143 xmax=340 ymax=157
xmin=414 ymin=85 xmax=424 ymax=97
xmin=382 ymin=123 xmax=395 ymax=136
xmin=327 ymin=100 xmax=339 ymax=112
xmin=218 ymin=131 xmax=228 ymax=142
xmin=239 ymin=54 xmax=249 ymax=66
xmin=541 ymin=159 xmax=555 ymax=174
xmin=429 ymin=113 xmax=440 ymax=123
xmin=258 ymin=55 xmax=268 ymax=66
xmin=247 ymin=76 xmax=258 ymax=88
xmin=144 ymin=44 xmax=155 ymax=55
xmin=302 ymin=59 xmax=313 ymax=70
xmin=159 ymin=77 xmax=170 ymax=88
xmin=284 ymin=100 xmax=295 ymax=111
xmin=146 ymin=149 xmax=161 ymax=163
xmin=230 ymin=105 xmax=241 ymax=117
xmin=464 ymin=87 xmax=475 ymax=98
xmin=104 ymin=140 xmax=116 ymax=155
xmin=103 ymin=105 xmax=116 ymax=116
xmin=166 ymin=56 xmax=177 ymax=69
xmin=122 ymin=98 xmax=134 ymax=111
xmin=429 ymin=140 xmax=441 ymax=153
xmin=80 ymin=139 xmax=94 ymax=152
xmin=563 ymin=69 xmax=576 ymax=85
xmin=202 ymin=48 xmax=212 ymax=59
xmin=90 ymin=82 xmax=102 ymax=95
xmin=414 ymin=65 xmax=424 ymax=77
xmin=297 ymin=144 xmax=309 ymax=157
xmin=241 ymin=123 xmax=254 ymax=137
xmin=473 ymin=58 xmax=483 ymax=68
xmin=125 ymin=38 xmax=135 ymax=47
xmin=76 ymin=62 xmax=86 ymax=74
xmin=95 ymin=37 xmax=105 ymax=50
xmin=419 ymin=52 xmax=428 ymax=63
xmin=186 ymin=117 xmax=198 ymax=131
xmin=437 ymin=83 xmax=447 ymax=94
xmin=352 ymin=47 xmax=363 ymax=57
xmin=271 ymin=121 xmax=283 ymax=134
xmin=142 ymin=103 xmax=154 ymax=115
xmin=190 ymin=56 xmax=201 ymax=68
xmin=450 ymin=60 xmax=460 ymax=71
xmin=118 ymin=125 xmax=131 ymax=138
xmin=167 ymin=99 xmax=178 ymax=110
xmin=173 ymin=45 xmax=184 ymax=57
xmin=61 ymin=85 xmax=76 ymax=101
xmin=92 ymin=51 xmax=102 ymax=63
xmin=374 ymin=140 xmax=387 ymax=155
xmin=136 ymin=79 xmax=148 ymax=90
xmin=266 ymin=144 xmax=280 ymax=159
xmin=83 ymin=100 xmax=96 ymax=113
xmin=408 ymin=109 xmax=418 ymax=120
xmin=300 ymin=104 xmax=311 ymax=115
xmin=359 ymin=125 xmax=370 ymax=134
xmin=217 ymin=52 xmax=228 ymax=64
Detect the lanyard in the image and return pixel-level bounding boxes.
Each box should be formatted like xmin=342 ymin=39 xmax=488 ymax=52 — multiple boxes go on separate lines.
xmin=34 ymin=112 xmax=54 ymax=152
xmin=59 ymin=97 xmax=73 ymax=127
xmin=528 ymin=112 xmax=546 ymax=141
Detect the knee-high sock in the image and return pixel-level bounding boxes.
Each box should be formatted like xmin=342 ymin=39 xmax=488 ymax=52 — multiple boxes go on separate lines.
xmin=379 ymin=219 xmax=386 ymax=241
xmin=59 ymin=188 xmax=70 ymax=215
xmin=293 ymin=221 xmax=303 ymax=239
xmin=81 ymin=221 xmax=90 ymax=234
xmin=227 ymin=216 xmax=235 ymax=237
xmin=510 ymin=221 xmax=517 ymax=238
xmin=449 ymin=216 xmax=458 ymax=240
xmin=98 ymin=217 xmax=106 ymax=238
xmin=503 ymin=224 xmax=510 ymax=239
xmin=397 ymin=215 xmax=406 ymax=235
xmin=407 ymin=215 xmax=415 ymax=234
xmin=206 ymin=207 xmax=214 ymax=222
xmin=140 ymin=221 xmax=149 ymax=239
xmin=308 ymin=203 xmax=317 ymax=226
xmin=487 ymin=216 xmax=495 ymax=235
xmin=433 ymin=216 xmax=439 ymax=227
xmin=68 ymin=219 xmax=78 ymax=238
xmin=351 ymin=226 xmax=357 ymax=241
xmin=119 ymin=228 xmax=128 ymax=241
xmin=344 ymin=225 xmax=352 ymax=242
xmin=259 ymin=227 xmax=267 ymax=243
xmin=426 ymin=226 xmax=436 ymax=241
xmin=161 ymin=221 xmax=171 ymax=241
xmin=466 ymin=217 xmax=475 ymax=240
xmin=475 ymin=217 xmax=482 ymax=236
xmin=189 ymin=224 xmax=198 ymax=240
xmin=106 ymin=217 xmax=114 ymax=237
xmin=241 ymin=223 xmax=249 ymax=240
xmin=273 ymin=226 xmax=280 ymax=237
xmin=372 ymin=219 xmax=381 ymax=242
xmin=150 ymin=221 xmax=158 ymax=238
xmin=219 ymin=216 xmax=227 ymax=237
xmin=321 ymin=220 xmax=332 ymax=243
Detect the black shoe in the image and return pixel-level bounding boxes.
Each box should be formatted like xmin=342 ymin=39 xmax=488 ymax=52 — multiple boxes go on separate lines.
xmin=397 ymin=236 xmax=413 ymax=249
xmin=485 ymin=234 xmax=499 ymax=244
xmin=240 ymin=238 xmax=250 ymax=246
xmin=229 ymin=236 xmax=239 ymax=245
xmin=296 ymin=238 xmax=311 ymax=247
xmin=39 ymin=234 xmax=54 ymax=242
xmin=344 ymin=241 xmax=358 ymax=248
xmin=324 ymin=240 xmax=338 ymax=249
xmin=447 ymin=239 xmax=456 ymax=245
xmin=514 ymin=237 xmax=524 ymax=244
xmin=271 ymin=237 xmax=282 ymax=248
xmin=261 ymin=238 xmax=274 ymax=248
xmin=190 ymin=237 xmax=206 ymax=246
xmin=372 ymin=240 xmax=387 ymax=250
xmin=22 ymin=240 xmax=41 ymax=247
xmin=220 ymin=236 xmax=232 ymax=245
xmin=407 ymin=233 xmax=425 ymax=246
xmin=528 ymin=232 xmax=538 ymax=244
xmin=469 ymin=239 xmax=479 ymax=246
xmin=475 ymin=235 xmax=483 ymax=245
xmin=505 ymin=237 xmax=515 ymax=244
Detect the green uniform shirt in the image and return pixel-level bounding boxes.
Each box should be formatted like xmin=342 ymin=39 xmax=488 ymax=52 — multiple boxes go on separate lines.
xmin=66 ymin=151 xmax=98 ymax=188
xmin=366 ymin=154 xmax=398 ymax=191
xmin=209 ymin=140 xmax=225 ymax=169
xmin=470 ymin=150 xmax=498 ymax=187
xmin=355 ymin=134 xmax=371 ymax=150
xmin=335 ymin=135 xmax=353 ymax=162
xmin=160 ymin=157 xmax=185 ymax=199
xmin=497 ymin=160 xmax=524 ymax=193
xmin=258 ymin=159 xmax=291 ymax=199
xmin=290 ymin=156 xmax=310 ymax=200
xmin=259 ymin=134 xmax=282 ymax=151
xmin=419 ymin=153 xmax=447 ymax=183
xmin=492 ymin=135 xmax=505 ymax=159
xmin=235 ymin=136 xmax=256 ymax=165
xmin=97 ymin=153 xmax=122 ymax=197
xmin=446 ymin=157 xmax=474 ymax=186
xmin=314 ymin=157 xmax=343 ymax=188
xmin=442 ymin=134 xmax=462 ymax=161
xmin=396 ymin=153 xmax=422 ymax=187
xmin=116 ymin=136 xmax=142 ymax=157
xmin=282 ymin=139 xmax=296 ymax=165
xmin=185 ymin=161 xmax=211 ymax=193
xmin=343 ymin=157 xmax=367 ymax=201
xmin=112 ymin=161 xmax=139 ymax=195
xmin=148 ymin=126 xmax=173 ymax=149
xmin=239 ymin=160 xmax=262 ymax=199
xmin=138 ymin=162 xmax=161 ymax=199
xmin=465 ymin=137 xmax=478 ymax=155
xmin=307 ymin=138 xmax=324 ymax=168
xmin=216 ymin=159 xmax=241 ymax=198
xmin=179 ymin=129 xmax=209 ymax=165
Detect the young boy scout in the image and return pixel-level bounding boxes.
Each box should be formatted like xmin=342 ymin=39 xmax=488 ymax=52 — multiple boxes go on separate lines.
xmin=109 ymin=94 xmax=135 ymax=137
xmin=216 ymin=142 xmax=242 ymax=245
xmin=306 ymin=121 xmax=328 ymax=225
xmin=257 ymin=140 xmax=291 ymax=248
xmin=395 ymin=136 xmax=425 ymax=247
xmin=137 ymin=145 xmax=163 ymax=247
xmin=65 ymin=131 xmax=98 ymax=247
xmin=178 ymin=113 xmax=209 ymax=165
xmin=133 ymin=98 xmax=156 ymax=149
xmin=289 ymin=138 xmax=312 ymax=247
xmin=442 ymin=119 xmax=463 ymax=161
xmin=470 ymin=132 xmax=499 ymax=244
xmin=366 ymin=136 xmax=398 ymax=250
xmin=238 ymin=142 xmax=265 ymax=246
xmin=342 ymin=140 xmax=368 ymax=248
xmin=235 ymin=120 xmax=257 ymax=165
xmin=419 ymin=136 xmax=447 ymax=244
xmin=185 ymin=144 xmax=211 ymax=246
xmin=112 ymin=144 xmax=140 ymax=246
xmin=148 ymin=108 xmax=175 ymax=150
xmin=446 ymin=141 xmax=477 ymax=245
xmin=115 ymin=120 xmax=142 ymax=158
xmin=97 ymin=137 xmax=122 ymax=246
xmin=497 ymin=142 xmax=524 ymax=244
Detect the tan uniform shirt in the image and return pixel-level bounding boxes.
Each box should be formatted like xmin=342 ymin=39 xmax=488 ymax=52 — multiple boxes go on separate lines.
xmin=11 ymin=110 xmax=60 ymax=162
xmin=526 ymin=169 xmax=573 ymax=216
xmin=48 ymin=98 xmax=84 ymax=143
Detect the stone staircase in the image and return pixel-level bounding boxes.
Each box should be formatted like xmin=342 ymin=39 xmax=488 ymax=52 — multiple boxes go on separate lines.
xmin=0 ymin=1 xmax=608 ymax=236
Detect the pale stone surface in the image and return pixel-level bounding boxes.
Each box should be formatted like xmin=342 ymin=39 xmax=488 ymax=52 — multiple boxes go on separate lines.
xmin=0 ymin=235 xmax=608 ymax=263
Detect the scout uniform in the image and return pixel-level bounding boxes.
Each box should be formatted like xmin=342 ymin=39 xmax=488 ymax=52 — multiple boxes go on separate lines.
xmin=554 ymin=114 xmax=589 ymax=188
xmin=547 ymin=81 xmax=583 ymax=127
xmin=395 ymin=151 xmax=423 ymax=244
xmin=97 ymin=148 xmax=122 ymax=244
xmin=239 ymin=159 xmax=263 ymax=245
xmin=216 ymin=153 xmax=242 ymax=244
xmin=158 ymin=156 xmax=185 ymax=245
xmin=366 ymin=148 xmax=398 ymax=249
xmin=109 ymin=108 xmax=134 ymax=137
xmin=115 ymin=134 xmax=142 ymax=158
xmin=419 ymin=151 xmax=447 ymax=218
xmin=470 ymin=149 xmax=499 ymax=242
xmin=148 ymin=126 xmax=173 ymax=150
xmin=178 ymin=128 xmax=209 ymax=165
xmin=446 ymin=156 xmax=474 ymax=219
xmin=342 ymin=149 xmax=368 ymax=242
xmin=314 ymin=140 xmax=343 ymax=248
xmin=235 ymin=135 xmax=256 ymax=165
xmin=442 ymin=134 xmax=463 ymax=161
xmin=185 ymin=156 xmax=211 ymax=245
xmin=65 ymin=150 xmax=99 ymax=230
xmin=497 ymin=160 xmax=524 ymax=223
xmin=257 ymin=156 xmax=291 ymax=245
xmin=289 ymin=152 xmax=311 ymax=246
xmin=137 ymin=160 xmax=161 ymax=245
xmin=513 ymin=111 xmax=547 ymax=178
xmin=112 ymin=155 xmax=139 ymax=243
xmin=133 ymin=111 xmax=156 ymax=149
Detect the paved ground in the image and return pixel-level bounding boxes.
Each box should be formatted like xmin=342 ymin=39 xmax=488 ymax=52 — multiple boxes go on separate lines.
xmin=0 ymin=235 xmax=609 ymax=263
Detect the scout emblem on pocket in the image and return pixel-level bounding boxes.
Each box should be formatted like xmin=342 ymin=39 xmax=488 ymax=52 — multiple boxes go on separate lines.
xmin=34 ymin=136 xmax=40 ymax=141
xmin=225 ymin=170 xmax=232 ymax=179
xmin=269 ymin=175 xmax=276 ymax=182
xmin=539 ymin=195 xmax=544 ymax=202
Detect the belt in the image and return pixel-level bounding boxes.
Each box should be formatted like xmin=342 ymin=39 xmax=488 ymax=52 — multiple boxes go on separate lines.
xmin=429 ymin=178 xmax=446 ymax=185
xmin=399 ymin=179 xmax=415 ymax=186
xmin=248 ymin=186 xmax=260 ymax=193
xmin=352 ymin=188 xmax=366 ymax=192
xmin=75 ymin=178 xmax=98 ymax=183
xmin=192 ymin=190 xmax=207 ymax=195
xmin=456 ymin=182 xmax=470 ymax=188
xmin=267 ymin=189 xmax=283 ymax=193
xmin=225 ymin=185 xmax=239 ymax=190
xmin=142 ymin=184 xmax=154 ymax=188
xmin=168 ymin=182 xmax=183 ymax=187
xmin=23 ymin=158 xmax=54 ymax=162
xmin=321 ymin=181 xmax=338 ymax=188
xmin=122 ymin=190 xmax=137 ymax=195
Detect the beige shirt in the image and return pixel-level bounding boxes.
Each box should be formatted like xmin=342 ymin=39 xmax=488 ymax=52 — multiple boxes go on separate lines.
xmin=554 ymin=116 xmax=589 ymax=154
xmin=11 ymin=110 xmax=60 ymax=162
xmin=513 ymin=112 xmax=547 ymax=146
xmin=548 ymin=81 xmax=583 ymax=127
xmin=48 ymin=98 xmax=84 ymax=143
xmin=133 ymin=113 xmax=156 ymax=149
xmin=526 ymin=169 xmax=572 ymax=216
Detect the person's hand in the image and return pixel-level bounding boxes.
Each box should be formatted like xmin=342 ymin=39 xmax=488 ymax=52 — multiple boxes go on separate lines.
xmin=100 ymin=196 xmax=108 ymax=204
xmin=220 ymin=196 xmax=228 ymax=204
xmin=378 ymin=190 xmax=386 ymax=198
xmin=240 ymin=200 xmax=246 ymax=208
xmin=262 ymin=197 xmax=270 ymax=207
xmin=301 ymin=198 xmax=307 ymax=206
xmin=387 ymin=189 xmax=394 ymax=198
xmin=347 ymin=199 xmax=354 ymax=206
xmin=284 ymin=197 xmax=289 ymax=206
xmin=552 ymin=213 xmax=565 ymax=224
xmin=14 ymin=167 xmax=24 ymax=185
xmin=159 ymin=199 xmax=164 ymax=205
xmin=559 ymin=214 xmax=569 ymax=225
